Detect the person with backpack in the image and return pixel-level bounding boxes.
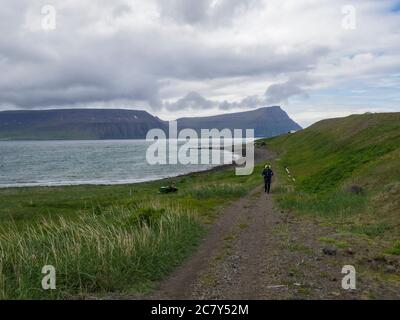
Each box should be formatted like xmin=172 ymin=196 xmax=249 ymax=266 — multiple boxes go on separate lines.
xmin=262 ymin=164 xmax=274 ymax=194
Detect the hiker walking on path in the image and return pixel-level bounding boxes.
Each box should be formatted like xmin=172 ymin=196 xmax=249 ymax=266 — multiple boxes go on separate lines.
xmin=262 ymin=164 xmax=274 ymax=194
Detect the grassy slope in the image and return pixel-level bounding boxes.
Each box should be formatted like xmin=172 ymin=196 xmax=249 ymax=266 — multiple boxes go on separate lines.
xmin=0 ymin=163 xmax=264 ymax=299
xmin=264 ymin=112 xmax=400 ymax=279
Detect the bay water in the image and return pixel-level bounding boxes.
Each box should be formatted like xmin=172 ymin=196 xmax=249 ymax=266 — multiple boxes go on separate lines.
xmin=0 ymin=140 xmax=236 ymax=188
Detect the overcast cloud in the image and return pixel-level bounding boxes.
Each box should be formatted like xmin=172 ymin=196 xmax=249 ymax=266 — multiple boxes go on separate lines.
xmin=1 ymin=0 xmax=400 ymax=126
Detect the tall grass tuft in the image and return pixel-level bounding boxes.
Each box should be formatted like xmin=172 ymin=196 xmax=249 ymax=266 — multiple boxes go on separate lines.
xmin=184 ymin=183 xmax=248 ymax=200
xmin=274 ymin=189 xmax=367 ymax=219
xmin=0 ymin=203 xmax=203 ymax=299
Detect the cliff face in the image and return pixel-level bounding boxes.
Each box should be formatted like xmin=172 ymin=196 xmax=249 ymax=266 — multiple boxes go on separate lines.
xmin=0 ymin=106 xmax=301 ymax=140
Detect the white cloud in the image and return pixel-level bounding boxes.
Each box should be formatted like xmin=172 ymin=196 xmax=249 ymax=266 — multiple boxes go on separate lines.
xmin=0 ymin=0 xmax=399 ymax=126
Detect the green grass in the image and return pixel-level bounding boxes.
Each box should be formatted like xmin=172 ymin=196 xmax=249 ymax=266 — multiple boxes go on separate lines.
xmin=264 ymin=112 xmax=400 ymax=218
xmin=345 ymin=223 xmax=392 ymax=238
xmin=0 ymin=203 xmax=202 ymax=299
xmin=0 ymin=164 xmax=262 ymax=224
xmin=386 ymin=241 xmax=400 ymax=255
xmin=268 ymin=113 xmax=399 ymax=186
xmin=274 ymin=188 xmax=367 ymax=219
xmin=183 ymin=183 xmax=247 ymax=199
xmin=0 ymin=161 xmax=266 ymax=299
xmin=318 ymin=237 xmax=350 ymax=249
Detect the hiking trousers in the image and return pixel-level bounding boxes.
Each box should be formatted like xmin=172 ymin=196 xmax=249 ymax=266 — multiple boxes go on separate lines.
xmin=264 ymin=179 xmax=271 ymax=194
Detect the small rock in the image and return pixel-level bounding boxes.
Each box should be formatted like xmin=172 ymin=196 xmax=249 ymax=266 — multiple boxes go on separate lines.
xmin=267 ymin=285 xmax=287 ymax=289
xmin=385 ymin=265 xmax=396 ymax=274
xmin=345 ymin=248 xmax=355 ymax=255
xmin=373 ymin=255 xmax=388 ymax=263
xmin=331 ymin=292 xmax=341 ymax=297
xmin=346 ymin=185 xmax=364 ymax=194
xmin=293 ymin=283 xmax=301 ymax=287
xmin=323 ymin=247 xmax=337 ymax=256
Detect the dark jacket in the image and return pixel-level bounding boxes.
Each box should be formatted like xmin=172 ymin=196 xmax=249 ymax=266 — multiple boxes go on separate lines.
xmin=262 ymin=168 xmax=274 ymax=181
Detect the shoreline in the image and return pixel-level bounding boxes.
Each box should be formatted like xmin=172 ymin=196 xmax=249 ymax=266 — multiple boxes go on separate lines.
xmin=0 ymin=164 xmax=232 ymax=190
xmin=0 ymin=146 xmax=267 ymax=190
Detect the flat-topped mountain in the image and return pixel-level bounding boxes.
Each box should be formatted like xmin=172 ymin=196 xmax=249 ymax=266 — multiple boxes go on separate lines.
xmin=0 ymin=109 xmax=167 ymax=140
xmin=177 ymin=106 xmax=301 ymax=138
xmin=0 ymin=106 xmax=301 ymax=140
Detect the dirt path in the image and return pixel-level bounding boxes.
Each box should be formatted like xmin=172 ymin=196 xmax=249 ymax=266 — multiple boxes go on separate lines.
xmin=147 ymin=150 xmax=400 ymax=300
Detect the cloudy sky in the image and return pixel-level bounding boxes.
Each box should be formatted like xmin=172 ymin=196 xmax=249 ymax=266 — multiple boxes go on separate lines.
xmin=1 ymin=0 xmax=400 ymax=126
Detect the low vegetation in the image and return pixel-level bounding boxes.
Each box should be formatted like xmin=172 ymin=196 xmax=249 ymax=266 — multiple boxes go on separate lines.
xmin=0 ymin=203 xmax=202 ymax=299
xmin=0 ymin=163 xmax=264 ymax=299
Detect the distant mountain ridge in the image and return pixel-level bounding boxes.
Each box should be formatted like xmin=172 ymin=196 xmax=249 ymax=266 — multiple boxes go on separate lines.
xmin=177 ymin=106 xmax=301 ymax=138
xmin=0 ymin=106 xmax=301 ymax=140
xmin=0 ymin=109 xmax=167 ymax=140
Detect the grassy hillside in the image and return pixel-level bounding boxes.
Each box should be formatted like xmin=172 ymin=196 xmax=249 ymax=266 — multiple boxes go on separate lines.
xmin=265 ymin=112 xmax=400 ymax=279
xmin=269 ymin=113 xmax=399 ymax=192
